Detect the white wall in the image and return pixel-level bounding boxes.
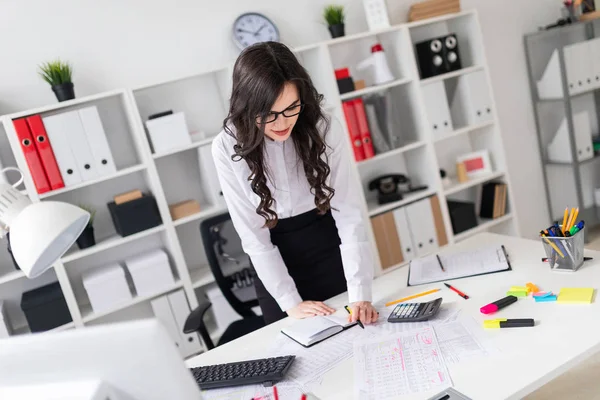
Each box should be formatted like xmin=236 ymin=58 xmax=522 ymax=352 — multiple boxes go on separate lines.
xmin=0 ymin=0 xmax=562 ymax=238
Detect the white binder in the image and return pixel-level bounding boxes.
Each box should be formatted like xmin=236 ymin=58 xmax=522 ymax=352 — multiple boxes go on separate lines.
xmin=168 ymin=290 xmax=203 ymax=357
xmin=450 ymin=71 xmax=493 ymax=126
xmin=547 ymin=111 xmax=593 ymax=163
xmin=392 ymin=207 xmax=416 ymax=262
xmin=198 ymin=144 xmax=226 ymax=207
xmin=536 ymin=50 xmax=564 ymax=99
xmin=150 ymin=295 xmax=185 ymax=357
xmin=563 ymin=42 xmax=593 ymax=96
xmin=405 ymin=198 xmax=439 ymax=258
xmin=78 ymin=106 xmax=117 ymax=177
xmin=45 ymin=111 xmax=98 ymax=182
xmin=589 ymin=38 xmax=600 ymax=90
xmin=421 ymin=81 xmax=453 ymax=136
xmin=575 ymin=41 xmax=593 ymax=94
xmin=42 ymin=113 xmax=83 ymax=186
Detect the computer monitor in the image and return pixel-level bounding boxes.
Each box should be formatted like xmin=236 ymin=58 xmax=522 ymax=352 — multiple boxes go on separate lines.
xmin=0 ymin=319 xmax=203 ymax=400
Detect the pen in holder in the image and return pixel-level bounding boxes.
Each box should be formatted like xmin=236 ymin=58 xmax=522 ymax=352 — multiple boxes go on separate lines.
xmin=541 ymin=226 xmax=585 ymax=272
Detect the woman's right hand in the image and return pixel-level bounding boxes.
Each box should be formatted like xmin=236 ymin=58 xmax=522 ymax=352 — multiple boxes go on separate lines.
xmin=287 ymin=301 xmax=336 ymax=319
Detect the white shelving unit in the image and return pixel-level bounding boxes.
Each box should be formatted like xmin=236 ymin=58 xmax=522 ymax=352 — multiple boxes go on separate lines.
xmin=0 ymin=9 xmax=518 ymax=352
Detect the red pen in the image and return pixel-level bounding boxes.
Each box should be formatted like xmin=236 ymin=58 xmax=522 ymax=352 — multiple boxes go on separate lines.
xmin=444 ymin=283 xmax=469 ymax=299
xmin=273 ymin=386 xmax=279 ymax=400
xmin=301 ymin=395 xmax=307 ymax=400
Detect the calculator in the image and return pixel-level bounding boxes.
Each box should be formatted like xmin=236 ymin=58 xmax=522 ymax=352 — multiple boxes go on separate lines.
xmin=387 ymin=298 xmax=443 ymax=323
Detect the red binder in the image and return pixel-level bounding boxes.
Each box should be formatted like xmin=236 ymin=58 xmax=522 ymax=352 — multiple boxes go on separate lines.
xmin=26 ymin=115 xmax=65 ymax=191
xmin=342 ymin=100 xmax=365 ymax=162
xmin=352 ymin=98 xmax=375 ymax=159
xmin=13 ymin=118 xmax=51 ymax=194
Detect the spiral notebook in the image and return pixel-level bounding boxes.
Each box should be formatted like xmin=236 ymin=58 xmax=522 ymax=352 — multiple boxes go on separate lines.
xmin=408 ymin=245 xmax=511 ymax=286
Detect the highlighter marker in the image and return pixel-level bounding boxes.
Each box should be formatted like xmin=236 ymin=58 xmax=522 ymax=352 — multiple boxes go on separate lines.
xmin=480 ymin=295 xmax=517 ymax=314
xmin=484 ymin=318 xmax=535 ymax=329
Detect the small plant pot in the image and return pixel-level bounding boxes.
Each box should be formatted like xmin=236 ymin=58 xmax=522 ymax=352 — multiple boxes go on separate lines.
xmin=328 ymin=24 xmax=345 ymax=38
xmin=76 ymin=226 xmax=96 ymax=249
xmin=51 ymin=82 xmax=75 ymax=102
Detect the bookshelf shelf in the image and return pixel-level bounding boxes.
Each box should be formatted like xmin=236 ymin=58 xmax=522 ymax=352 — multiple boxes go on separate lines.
xmin=0 ymin=9 xmax=518 ymax=352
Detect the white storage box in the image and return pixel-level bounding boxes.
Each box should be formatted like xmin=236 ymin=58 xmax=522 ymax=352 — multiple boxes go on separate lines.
xmin=0 ymin=301 xmax=12 ymax=338
xmin=82 ymin=264 xmax=133 ymax=314
xmin=125 ymin=249 xmax=175 ymax=297
xmin=145 ymin=112 xmax=191 ymax=154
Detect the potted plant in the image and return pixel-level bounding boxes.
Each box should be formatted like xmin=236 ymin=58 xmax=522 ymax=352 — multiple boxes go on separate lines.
xmin=38 ymin=60 xmax=75 ymax=102
xmin=324 ymin=5 xmax=345 ymax=39
xmin=76 ymin=205 xmax=96 ymax=249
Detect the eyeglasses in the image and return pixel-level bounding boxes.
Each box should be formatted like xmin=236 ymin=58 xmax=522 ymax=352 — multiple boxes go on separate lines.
xmin=256 ymin=103 xmax=305 ymax=124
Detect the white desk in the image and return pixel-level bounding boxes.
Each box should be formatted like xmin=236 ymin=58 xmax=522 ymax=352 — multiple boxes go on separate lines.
xmin=188 ymin=233 xmax=600 ymax=399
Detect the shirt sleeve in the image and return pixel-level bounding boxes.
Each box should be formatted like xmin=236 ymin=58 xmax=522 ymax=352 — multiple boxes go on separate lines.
xmin=212 ymin=136 xmax=303 ymax=311
xmin=326 ymin=119 xmax=374 ymax=303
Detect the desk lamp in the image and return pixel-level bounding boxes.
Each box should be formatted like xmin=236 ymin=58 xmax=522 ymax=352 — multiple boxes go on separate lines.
xmin=0 ymin=168 xmax=90 ymax=278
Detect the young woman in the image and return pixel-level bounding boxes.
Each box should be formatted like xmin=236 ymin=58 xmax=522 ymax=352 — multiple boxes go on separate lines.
xmin=212 ymin=41 xmax=378 ymax=326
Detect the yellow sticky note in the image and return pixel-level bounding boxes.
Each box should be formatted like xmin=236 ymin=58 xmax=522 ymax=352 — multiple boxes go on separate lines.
xmin=510 ymin=286 xmax=528 ymax=292
xmin=557 ymin=288 xmax=595 ymax=304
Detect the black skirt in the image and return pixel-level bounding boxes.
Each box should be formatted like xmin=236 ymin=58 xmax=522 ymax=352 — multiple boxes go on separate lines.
xmin=253 ymin=208 xmax=347 ymax=324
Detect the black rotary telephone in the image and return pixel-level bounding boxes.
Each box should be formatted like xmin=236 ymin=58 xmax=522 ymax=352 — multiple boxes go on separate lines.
xmin=368 ymin=174 xmax=428 ymax=205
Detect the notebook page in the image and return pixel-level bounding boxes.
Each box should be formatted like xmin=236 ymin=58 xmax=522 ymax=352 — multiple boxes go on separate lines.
xmin=324 ymin=308 xmax=356 ymax=328
xmin=409 ymin=245 xmax=509 ymax=286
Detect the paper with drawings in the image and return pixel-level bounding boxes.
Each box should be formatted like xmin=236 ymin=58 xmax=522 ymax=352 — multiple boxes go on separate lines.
xmin=268 ymin=326 xmax=369 ymax=386
xmin=408 ymin=245 xmax=509 ymax=285
xmin=434 ymin=317 xmax=488 ymax=365
xmin=434 ymin=315 xmax=498 ymax=364
xmin=354 ymin=327 xmax=451 ymax=399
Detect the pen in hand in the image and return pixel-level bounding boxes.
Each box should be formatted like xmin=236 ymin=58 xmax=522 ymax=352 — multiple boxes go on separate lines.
xmin=344 ymin=305 xmax=365 ymax=329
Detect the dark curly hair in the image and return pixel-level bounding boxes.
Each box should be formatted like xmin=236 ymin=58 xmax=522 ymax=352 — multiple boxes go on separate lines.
xmin=223 ymin=41 xmax=334 ymax=229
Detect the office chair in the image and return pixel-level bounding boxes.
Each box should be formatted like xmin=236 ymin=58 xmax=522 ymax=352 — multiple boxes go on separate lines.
xmin=184 ymin=212 xmax=265 ymax=350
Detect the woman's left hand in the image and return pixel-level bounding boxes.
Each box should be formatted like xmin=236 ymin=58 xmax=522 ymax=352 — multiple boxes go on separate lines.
xmin=348 ymin=301 xmax=379 ymax=325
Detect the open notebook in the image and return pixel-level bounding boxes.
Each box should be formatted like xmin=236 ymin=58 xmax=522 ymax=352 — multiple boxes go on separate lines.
xmin=281 ymin=310 xmax=357 ymax=347
xmin=408 ymin=245 xmax=511 ymax=286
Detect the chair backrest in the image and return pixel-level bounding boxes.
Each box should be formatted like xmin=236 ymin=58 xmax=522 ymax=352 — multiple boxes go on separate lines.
xmin=199 ymin=212 xmax=259 ymax=319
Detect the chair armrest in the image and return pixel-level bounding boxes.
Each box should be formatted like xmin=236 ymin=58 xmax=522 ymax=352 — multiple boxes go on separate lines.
xmin=184 ymin=301 xmax=215 ymax=350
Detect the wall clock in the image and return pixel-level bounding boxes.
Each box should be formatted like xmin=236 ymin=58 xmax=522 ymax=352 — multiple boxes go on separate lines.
xmin=232 ymin=12 xmax=279 ymax=50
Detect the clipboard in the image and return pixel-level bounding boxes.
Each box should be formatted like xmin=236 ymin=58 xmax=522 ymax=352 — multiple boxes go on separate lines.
xmin=407 ymin=245 xmax=511 ymax=286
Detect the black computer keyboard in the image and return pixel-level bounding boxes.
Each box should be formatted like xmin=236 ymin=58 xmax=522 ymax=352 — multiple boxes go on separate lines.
xmin=190 ymin=355 xmax=295 ymax=390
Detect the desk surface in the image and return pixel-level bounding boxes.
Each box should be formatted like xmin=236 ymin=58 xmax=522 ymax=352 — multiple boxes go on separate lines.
xmin=188 ymin=233 xmax=600 ymax=399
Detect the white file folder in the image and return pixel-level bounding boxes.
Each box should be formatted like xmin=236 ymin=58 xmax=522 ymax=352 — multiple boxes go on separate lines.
xmin=168 ymin=290 xmax=203 ymax=357
xmin=563 ymin=42 xmax=593 ymax=96
xmin=45 ymin=111 xmax=98 ymax=182
xmin=151 ymin=296 xmax=185 ymax=357
xmin=421 ymin=81 xmax=453 ymax=136
xmin=405 ymin=198 xmax=438 ymax=258
xmin=450 ymin=70 xmax=493 ymax=127
xmin=537 ymin=50 xmax=564 ymax=99
xmin=198 ymin=144 xmax=226 ymax=207
xmin=575 ymin=41 xmax=593 ymax=94
xmin=547 ymin=111 xmax=593 ymax=163
xmin=78 ymin=106 xmax=117 ymax=177
xmin=42 ymin=113 xmax=83 ymax=186
xmin=588 ymin=38 xmax=600 ymax=90
xmin=392 ymin=207 xmax=416 ymax=262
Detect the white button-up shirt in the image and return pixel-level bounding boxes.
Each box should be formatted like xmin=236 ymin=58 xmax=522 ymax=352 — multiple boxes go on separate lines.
xmin=211 ymin=119 xmax=374 ymax=311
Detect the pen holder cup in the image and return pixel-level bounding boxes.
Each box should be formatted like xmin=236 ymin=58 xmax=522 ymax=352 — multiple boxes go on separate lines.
xmin=541 ymin=227 xmax=585 ymax=272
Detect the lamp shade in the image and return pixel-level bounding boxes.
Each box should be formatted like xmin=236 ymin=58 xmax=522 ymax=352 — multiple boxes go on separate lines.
xmin=10 ymin=201 xmax=90 ymax=278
